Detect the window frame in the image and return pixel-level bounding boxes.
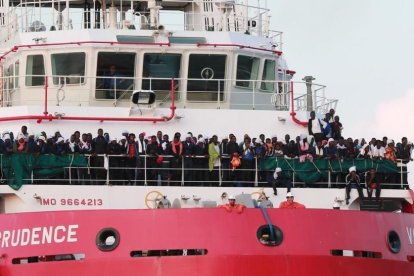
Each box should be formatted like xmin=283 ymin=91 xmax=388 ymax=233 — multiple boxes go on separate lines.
xmin=234 ymin=54 xmax=260 ymax=90
xmin=51 ymin=52 xmax=87 ymax=86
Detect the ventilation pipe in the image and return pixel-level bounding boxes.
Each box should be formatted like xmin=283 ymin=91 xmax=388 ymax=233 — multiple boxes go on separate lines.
xmin=302 ymin=76 xmax=315 ymax=112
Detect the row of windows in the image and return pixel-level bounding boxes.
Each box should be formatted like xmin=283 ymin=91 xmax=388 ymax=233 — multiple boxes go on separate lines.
xmin=21 ymin=52 xmax=278 ymax=100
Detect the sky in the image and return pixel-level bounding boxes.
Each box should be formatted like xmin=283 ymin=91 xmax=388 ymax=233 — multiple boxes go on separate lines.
xmin=269 ymin=0 xmax=414 ymax=141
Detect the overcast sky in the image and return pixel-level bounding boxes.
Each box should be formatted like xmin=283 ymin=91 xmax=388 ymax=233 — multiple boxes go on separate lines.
xmin=269 ymin=0 xmax=414 ymax=141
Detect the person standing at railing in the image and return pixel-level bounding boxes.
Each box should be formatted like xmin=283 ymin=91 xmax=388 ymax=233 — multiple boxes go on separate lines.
xmin=254 ymin=139 xmax=266 ymax=184
xmin=240 ymin=137 xmax=255 ymax=187
xmin=182 ymin=134 xmax=195 ymax=186
xmin=193 ymin=138 xmax=208 ymax=186
xmin=298 ymin=134 xmax=313 ymax=163
xmin=371 ymin=140 xmax=385 ymax=160
xmin=146 ymin=135 xmax=162 ymax=185
xmin=92 ymin=128 xmax=108 ymax=185
xmin=227 ymin=135 xmax=241 ymax=185
xmin=136 ymin=132 xmax=147 ymax=184
xmin=78 ymin=133 xmax=92 ymax=185
xmin=308 ymin=111 xmax=327 ymax=143
xmin=12 ymin=134 xmax=28 ymax=153
xmin=331 ymin=116 xmax=343 ymax=140
xmin=209 ymin=135 xmax=221 ymax=187
xmin=125 ymin=133 xmax=139 ymax=185
xmin=220 ymin=136 xmax=230 ymax=186
xmin=170 ymin=133 xmax=183 ymax=186
xmin=1 ymin=134 xmax=13 ymax=155
xmin=107 ymin=137 xmax=122 ymax=185
xmin=17 ymin=125 xmax=29 ymax=141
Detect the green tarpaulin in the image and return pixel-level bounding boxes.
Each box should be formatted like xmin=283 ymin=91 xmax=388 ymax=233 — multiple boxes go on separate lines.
xmin=0 ymin=154 xmax=88 ymax=190
xmin=259 ymin=157 xmax=399 ymax=184
xmin=0 ymin=154 xmax=399 ymax=189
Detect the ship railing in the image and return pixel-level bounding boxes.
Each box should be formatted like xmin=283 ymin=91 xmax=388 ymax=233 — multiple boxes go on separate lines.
xmin=0 ymin=154 xmax=408 ymax=188
xmin=2 ymin=75 xmax=335 ymax=112
xmin=291 ymin=82 xmax=338 ymax=114
xmin=1 ymin=0 xmax=278 ymax=44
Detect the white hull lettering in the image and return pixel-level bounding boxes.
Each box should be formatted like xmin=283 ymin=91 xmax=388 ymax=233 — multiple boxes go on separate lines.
xmin=0 ymin=225 xmax=79 ymax=248
xmin=407 ymin=227 xmax=413 ymax=245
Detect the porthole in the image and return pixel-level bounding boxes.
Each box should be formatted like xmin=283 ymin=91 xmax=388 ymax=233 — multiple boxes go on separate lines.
xmin=96 ymin=228 xmax=120 ymax=252
xmin=257 ymin=225 xmax=283 ymax=246
xmin=387 ymin=230 xmax=401 ymax=254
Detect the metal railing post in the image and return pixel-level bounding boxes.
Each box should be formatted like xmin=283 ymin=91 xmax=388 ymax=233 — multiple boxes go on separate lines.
xmin=217 ymin=79 xmax=221 ymax=109
xmin=328 ymin=171 xmax=331 ymax=188
xmin=144 ymin=155 xmax=147 ymax=185
xmin=218 ymin=158 xmax=222 ymax=187
xmin=181 ymin=155 xmax=185 ymax=186
xmin=254 ymin=157 xmax=258 ymax=187
xmin=252 ymin=81 xmax=255 ymax=109
xmin=69 ymin=164 xmax=72 ymax=184
xmin=106 ymin=155 xmax=109 ymax=185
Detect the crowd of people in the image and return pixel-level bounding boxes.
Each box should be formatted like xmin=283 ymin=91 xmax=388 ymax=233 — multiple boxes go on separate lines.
xmin=0 ymin=108 xmax=412 ymax=189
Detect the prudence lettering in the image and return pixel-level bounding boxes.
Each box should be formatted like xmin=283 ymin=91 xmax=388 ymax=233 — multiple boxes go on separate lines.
xmin=407 ymin=227 xmax=414 ymax=245
xmin=0 ymin=225 xmax=78 ymax=248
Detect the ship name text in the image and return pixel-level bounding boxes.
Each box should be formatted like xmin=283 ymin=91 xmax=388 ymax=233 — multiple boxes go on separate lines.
xmin=407 ymin=227 xmax=414 ymax=245
xmin=40 ymin=198 xmax=103 ymax=206
xmin=0 ymin=225 xmax=78 ymax=248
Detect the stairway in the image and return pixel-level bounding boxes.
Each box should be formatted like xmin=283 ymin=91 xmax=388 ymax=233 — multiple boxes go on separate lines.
xmin=359 ymin=198 xmax=399 ymax=212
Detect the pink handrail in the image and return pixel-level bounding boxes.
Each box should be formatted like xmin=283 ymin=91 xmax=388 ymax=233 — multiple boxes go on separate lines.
xmin=0 ymin=79 xmax=176 ymax=124
xmin=0 ymin=41 xmax=171 ymax=62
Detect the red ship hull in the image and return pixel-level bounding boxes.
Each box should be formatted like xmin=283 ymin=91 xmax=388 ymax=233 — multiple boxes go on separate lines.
xmin=1 ymin=208 xmax=413 ymax=275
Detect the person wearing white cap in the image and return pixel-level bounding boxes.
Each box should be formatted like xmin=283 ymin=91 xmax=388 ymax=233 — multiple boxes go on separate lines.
xmin=36 ymin=135 xmax=47 ymax=154
xmin=345 ymin=166 xmax=364 ymax=205
xmin=2 ymin=133 xmax=13 ymax=154
xmin=13 ymin=133 xmax=28 ymax=153
xmin=217 ymin=195 xmax=246 ymax=213
xmin=272 ymin=167 xmax=292 ymax=196
xmin=55 ymin=136 xmax=70 ymax=155
xmin=279 ymin=192 xmax=305 ymax=209
xmin=325 ymin=138 xmax=339 ymax=160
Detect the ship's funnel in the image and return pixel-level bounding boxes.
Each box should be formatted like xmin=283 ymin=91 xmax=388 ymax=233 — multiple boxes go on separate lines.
xmin=302 ymin=76 xmax=315 ymax=112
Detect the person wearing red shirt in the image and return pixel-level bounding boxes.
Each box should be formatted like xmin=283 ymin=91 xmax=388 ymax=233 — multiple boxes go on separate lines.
xmin=218 ymin=195 xmax=246 ymax=213
xmin=279 ymin=193 xmax=305 ymax=209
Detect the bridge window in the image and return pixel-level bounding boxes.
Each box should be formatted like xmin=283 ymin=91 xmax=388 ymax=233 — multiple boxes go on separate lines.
xmin=25 ymin=54 xmax=45 ymax=86
xmin=95 ymin=52 xmax=136 ymax=99
xmin=142 ymin=53 xmax=181 ymax=100
xmin=187 ymin=54 xmax=226 ymax=101
xmin=261 ymin=59 xmax=276 ymax=91
xmin=6 ymin=61 xmax=19 ymax=89
xmin=236 ymin=55 xmax=260 ymax=89
xmin=51 ymin=53 xmax=86 ymax=85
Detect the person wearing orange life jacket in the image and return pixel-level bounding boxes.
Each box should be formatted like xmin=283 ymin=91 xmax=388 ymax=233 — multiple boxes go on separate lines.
xmin=279 ymin=193 xmax=305 ymax=209
xmin=218 ymin=195 xmax=246 ymax=213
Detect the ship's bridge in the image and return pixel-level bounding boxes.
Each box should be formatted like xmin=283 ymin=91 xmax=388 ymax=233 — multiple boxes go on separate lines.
xmin=0 ymin=0 xmax=337 ymax=135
